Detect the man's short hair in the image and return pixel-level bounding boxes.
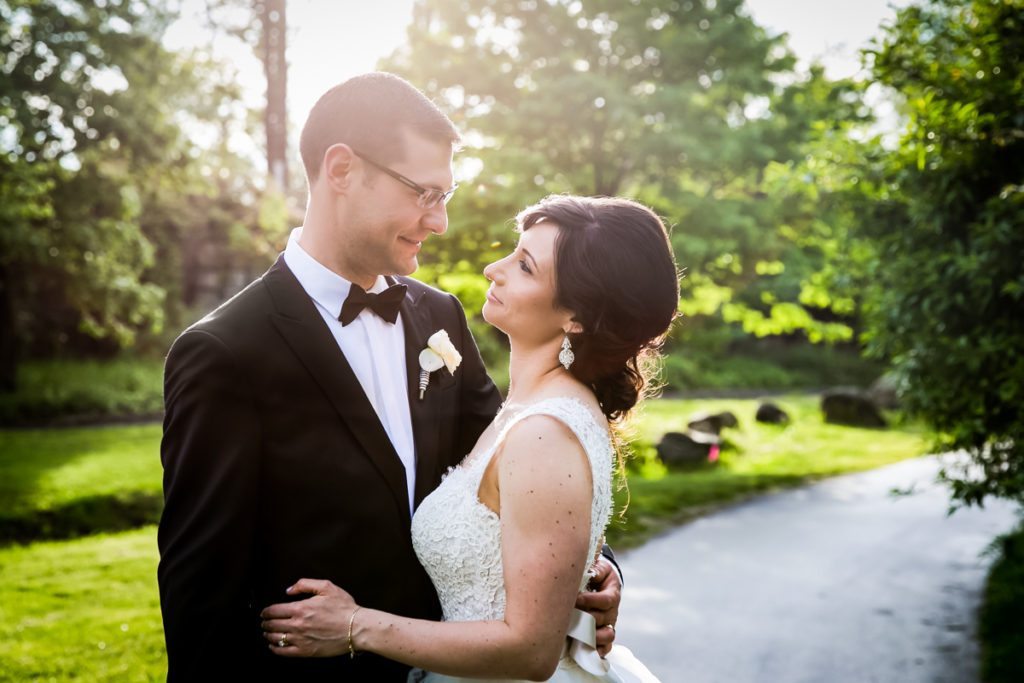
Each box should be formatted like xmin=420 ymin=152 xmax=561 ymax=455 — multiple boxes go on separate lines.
xmin=299 ymin=72 xmax=460 ymax=184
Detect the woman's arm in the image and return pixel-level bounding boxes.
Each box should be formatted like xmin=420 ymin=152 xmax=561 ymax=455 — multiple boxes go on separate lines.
xmin=261 ymin=415 xmax=594 ymax=680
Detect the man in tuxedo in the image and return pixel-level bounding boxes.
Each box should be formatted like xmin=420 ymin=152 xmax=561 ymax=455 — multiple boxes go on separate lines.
xmin=158 ymin=72 xmax=621 ymax=682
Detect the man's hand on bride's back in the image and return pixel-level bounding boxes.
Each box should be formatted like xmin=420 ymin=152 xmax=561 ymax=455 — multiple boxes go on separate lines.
xmin=574 ymin=556 xmax=621 ymax=657
xmin=260 ymin=578 xmax=356 ymax=657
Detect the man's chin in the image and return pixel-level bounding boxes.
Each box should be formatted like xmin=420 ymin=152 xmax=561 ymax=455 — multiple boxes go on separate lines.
xmin=391 ymin=257 xmax=418 ymax=277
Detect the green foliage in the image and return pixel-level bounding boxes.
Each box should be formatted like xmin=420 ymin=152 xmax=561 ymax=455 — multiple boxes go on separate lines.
xmin=0 ymin=358 xmax=164 ymax=426
xmin=0 ymin=1 xmax=282 ymax=381
xmin=0 ymin=0 xmax=184 ymax=356
xmin=861 ymin=0 xmax=1024 ymax=505
xmin=980 ymin=519 xmax=1024 ymax=683
xmin=661 ymin=340 xmax=885 ymax=391
xmin=384 ymin=0 xmax=873 ymax=351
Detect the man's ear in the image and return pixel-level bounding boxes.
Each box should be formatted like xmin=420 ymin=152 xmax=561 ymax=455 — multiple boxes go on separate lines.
xmin=321 ymin=144 xmax=356 ymax=194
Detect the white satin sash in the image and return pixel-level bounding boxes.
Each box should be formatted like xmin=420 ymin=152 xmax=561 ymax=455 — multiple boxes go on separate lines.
xmin=566 ymin=609 xmax=625 ymax=682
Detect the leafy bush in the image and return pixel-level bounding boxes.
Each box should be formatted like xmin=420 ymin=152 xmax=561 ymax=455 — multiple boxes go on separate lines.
xmin=0 ymin=358 xmax=164 ymax=426
xmin=661 ymin=340 xmax=885 ymax=391
xmin=980 ymin=521 xmax=1024 ymax=683
xmin=858 ymin=0 xmax=1024 ymax=507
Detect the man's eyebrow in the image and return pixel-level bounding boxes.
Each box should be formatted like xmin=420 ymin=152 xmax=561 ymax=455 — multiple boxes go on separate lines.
xmin=521 ymin=247 xmax=539 ymax=272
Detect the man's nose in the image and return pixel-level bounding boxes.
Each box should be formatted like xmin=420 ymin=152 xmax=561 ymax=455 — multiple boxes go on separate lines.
xmin=422 ymin=203 xmax=448 ymax=235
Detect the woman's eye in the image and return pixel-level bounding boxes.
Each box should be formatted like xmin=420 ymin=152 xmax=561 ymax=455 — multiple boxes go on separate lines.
xmin=518 ymin=259 xmax=532 ymax=274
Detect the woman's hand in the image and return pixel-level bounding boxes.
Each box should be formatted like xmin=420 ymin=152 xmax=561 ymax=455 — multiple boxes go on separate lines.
xmin=260 ymin=578 xmax=358 ymax=657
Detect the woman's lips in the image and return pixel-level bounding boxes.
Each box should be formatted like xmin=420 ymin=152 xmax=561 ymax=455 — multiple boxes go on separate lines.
xmin=486 ymin=288 xmax=502 ymax=305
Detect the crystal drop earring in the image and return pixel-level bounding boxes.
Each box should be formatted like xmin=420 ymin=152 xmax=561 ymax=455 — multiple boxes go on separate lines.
xmin=558 ymin=333 xmax=575 ymax=370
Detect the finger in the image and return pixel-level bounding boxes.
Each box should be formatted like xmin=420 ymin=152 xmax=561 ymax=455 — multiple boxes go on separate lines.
xmin=575 ymin=589 xmax=615 ymax=612
xmin=286 ymin=578 xmax=330 ymax=596
xmin=260 ymin=602 xmax=300 ymax=620
xmin=264 ymin=631 xmax=299 ymax=648
xmin=595 ymin=625 xmax=616 ymax=649
xmin=591 ymin=603 xmax=620 ymax=629
xmin=590 ymin=559 xmax=622 ymax=593
xmin=589 ymin=558 xmax=613 ymax=582
xmin=265 ymin=632 xmax=305 ymax=657
xmin=261 ymin=618 xmax=293 ymax=633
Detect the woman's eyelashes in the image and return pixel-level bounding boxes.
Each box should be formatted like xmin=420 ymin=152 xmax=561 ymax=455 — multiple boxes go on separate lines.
xmin=518 ymin=258 xmax=532 ymax=274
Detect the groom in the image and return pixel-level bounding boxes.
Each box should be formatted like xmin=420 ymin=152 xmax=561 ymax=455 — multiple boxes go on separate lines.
xmin=158 ymin=72 xmax=621 ymax=682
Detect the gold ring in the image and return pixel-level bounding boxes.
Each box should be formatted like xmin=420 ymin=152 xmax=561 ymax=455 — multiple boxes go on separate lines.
xmin=277 ymin=636 xmax=288 ymax=647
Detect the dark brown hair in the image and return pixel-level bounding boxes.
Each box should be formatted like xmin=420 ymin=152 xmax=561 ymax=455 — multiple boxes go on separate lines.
xmin=518 ymin=195 xmax=680 ymax=422
xmin=299 ymin=72 xmax=459 ymax=183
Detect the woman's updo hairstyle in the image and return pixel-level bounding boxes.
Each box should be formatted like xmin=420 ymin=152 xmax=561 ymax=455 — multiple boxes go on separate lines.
xmin=517 ymin=195 xmax=680 ymax=421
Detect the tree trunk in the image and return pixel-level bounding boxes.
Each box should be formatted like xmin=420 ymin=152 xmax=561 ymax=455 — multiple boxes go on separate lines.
xmin=261 ymin=0 xmax=288 ymax=192
xmin=0 ymin=263 xmax=18 ymax=392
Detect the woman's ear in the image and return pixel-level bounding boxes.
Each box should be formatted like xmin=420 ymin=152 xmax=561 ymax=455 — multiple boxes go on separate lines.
xmin=566 ymin=320 xmax=584 ymax=335
xmin=321 ymin=143 xmax=356 ymax=194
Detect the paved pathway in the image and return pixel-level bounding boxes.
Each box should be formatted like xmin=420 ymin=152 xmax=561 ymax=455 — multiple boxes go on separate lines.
xmin=615 ymin=456 xmax=1020 ymax=683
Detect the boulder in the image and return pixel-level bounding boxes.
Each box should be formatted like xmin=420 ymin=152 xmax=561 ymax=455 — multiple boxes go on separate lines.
xmin=656 ymin=431 xmax=719 ymax=467
xmin=687 ymin=410 xmax=739 ymax=435
xmin=821 ymin=388 xmax=887 ymax=428
xmin=755 ymin=402 xmax=790 ymax=425
xmin=868 ymin=374 xmax=901 ymax=410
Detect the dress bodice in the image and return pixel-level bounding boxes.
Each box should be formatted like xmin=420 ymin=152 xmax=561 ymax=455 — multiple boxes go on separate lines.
xmin=410 ymin=396 xmax=615 ymax=623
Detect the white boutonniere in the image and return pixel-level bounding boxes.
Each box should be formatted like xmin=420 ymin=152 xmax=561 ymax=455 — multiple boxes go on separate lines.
xmin=418 ymin=329 xmax=462 ymax=399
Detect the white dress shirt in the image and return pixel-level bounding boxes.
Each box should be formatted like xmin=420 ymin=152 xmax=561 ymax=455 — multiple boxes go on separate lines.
xmin=283 ymin=228 xmax=418 ymax=513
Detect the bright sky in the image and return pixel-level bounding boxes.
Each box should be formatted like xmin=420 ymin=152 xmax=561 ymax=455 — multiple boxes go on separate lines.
xmin=164 ymin=0 xmax=908 ymax=142
xmin=744 ymin=0 xmax=909 ymax=79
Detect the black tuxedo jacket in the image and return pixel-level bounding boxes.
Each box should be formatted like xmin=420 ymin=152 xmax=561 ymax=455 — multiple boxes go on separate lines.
xmin=158 ymin=256 xmax=503 ymax=681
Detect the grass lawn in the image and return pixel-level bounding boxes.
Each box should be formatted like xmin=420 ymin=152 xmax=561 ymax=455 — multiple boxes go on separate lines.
xmin=607 ymin=395 xmax=930 ymax=547
xmin=0 ymin=424 xmax=162 ymax=516
xmin=0 ymin=527 xmax=165 ymax=682
xmin=0 ymin=394 xmax=930 ymax=679
xmin=0 ymin=424 xmax=163 ymax=543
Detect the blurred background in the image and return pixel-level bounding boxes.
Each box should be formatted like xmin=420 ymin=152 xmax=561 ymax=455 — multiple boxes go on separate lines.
xmin=1 ymin=0 xmax=1021 ymax=680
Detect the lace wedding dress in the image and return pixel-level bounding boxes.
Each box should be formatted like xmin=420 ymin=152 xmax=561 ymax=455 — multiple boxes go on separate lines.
xmin=409 ymin=397 xmax=660 ymax=683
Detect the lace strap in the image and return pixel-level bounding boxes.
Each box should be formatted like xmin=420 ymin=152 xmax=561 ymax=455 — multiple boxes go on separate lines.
xmin=487 ymin=396 xmax=612 ymax=478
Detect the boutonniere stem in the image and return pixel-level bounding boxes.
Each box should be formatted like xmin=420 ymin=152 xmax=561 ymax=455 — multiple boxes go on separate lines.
xmin=418 ymin=330 xmax=462 ymax=400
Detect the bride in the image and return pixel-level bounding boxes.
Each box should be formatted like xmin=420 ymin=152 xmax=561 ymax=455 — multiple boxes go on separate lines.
xmin=260 ymin=195 xmax=679 ymax=682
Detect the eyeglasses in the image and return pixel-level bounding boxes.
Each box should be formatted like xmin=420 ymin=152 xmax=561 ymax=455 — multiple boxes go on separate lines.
xmin=351 ymin=149 xmax=458 ymax=209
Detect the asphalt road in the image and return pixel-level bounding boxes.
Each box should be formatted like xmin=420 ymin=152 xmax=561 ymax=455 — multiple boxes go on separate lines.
xmin=614 ymin=455 xmax=1021 ymax=683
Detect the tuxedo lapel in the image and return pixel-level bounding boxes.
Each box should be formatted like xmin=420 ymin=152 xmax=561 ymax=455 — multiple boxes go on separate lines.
xmin=263 ymin=256 xmax=411 ymax=524
xmin=397 ymin=282 xmax=444 ymax=508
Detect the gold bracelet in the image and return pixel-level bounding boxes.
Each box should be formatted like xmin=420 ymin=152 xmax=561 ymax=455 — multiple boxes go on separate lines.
xmin=347 ymin=606 xmax=362 ymax=659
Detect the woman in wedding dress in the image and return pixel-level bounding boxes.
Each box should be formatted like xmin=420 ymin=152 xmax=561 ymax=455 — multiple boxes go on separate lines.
xmin=260 ymin=195 xmax=679 ymax=682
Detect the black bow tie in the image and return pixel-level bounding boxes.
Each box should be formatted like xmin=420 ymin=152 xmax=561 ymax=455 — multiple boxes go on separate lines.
xmin=339 ymin=283 xmax=407 ymax=326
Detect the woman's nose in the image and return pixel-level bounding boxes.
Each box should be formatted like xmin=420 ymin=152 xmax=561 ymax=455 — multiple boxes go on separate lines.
xmin=483 ymin=257 xmax=505 ymax=283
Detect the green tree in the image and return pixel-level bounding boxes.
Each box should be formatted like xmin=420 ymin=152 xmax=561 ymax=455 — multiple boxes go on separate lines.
xmin=0 ymin=0 xmax=185 ymax=380
xmin=864 ymin=0 xmax=1024 ymax=505
xmin=0 ymin=0 xmax=281 ymax=390
xmin=383 ymin=0 xmax=873 ymax=376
